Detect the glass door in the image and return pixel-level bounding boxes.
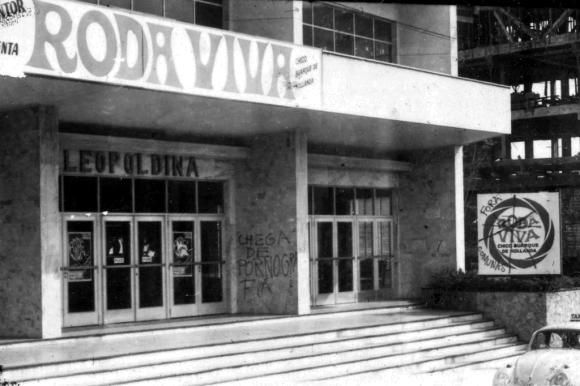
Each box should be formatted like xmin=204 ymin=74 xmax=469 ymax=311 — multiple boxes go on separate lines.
xmin=63 ymin=217 xmax=100 ymax=327
xmin=170 ymin=218 xmax=196 ymax=318
xmin=135 ymin=217 xmax=166 ymax=321
xmin=313 ymin=219 xmax=355 ymax=305
xmin=103 ymin=217 xmax=134 ymax=324
xmin=169 ymin=218 xmax=226 ymax=318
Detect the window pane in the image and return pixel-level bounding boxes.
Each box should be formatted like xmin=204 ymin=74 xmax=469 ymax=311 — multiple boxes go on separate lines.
xmin=313 ymin=27 xmax=334 ymax=51
xmin=135 ymin=179 xmax=165 ymax=213
xmin=376 ymin=189 xmax=392 ymax=216
xmin=63 ymin=176 xmax=98 ymax=212
xmin=302 ymin=1 xmax=312 ymax=24
xmin=374 ymin=19 xmax=392 ymax=42
xmin=375 ymin=41 xmax=392 ymax=62
xmin=100 ymin=178 xmax=132 ymax=213
xmin=201 ymin=221 xmax=221 ymax=262
xmin=511 ymin=141 xmax=526 ymax=160
xmin=335 ymin=33 xmax=354 ymax=55
xmin=100 ymin=0 xmax=130 ymax=9
xmin=337 ymin=222 xmax=352 ymax=257
xmin=338 ymin=258 xmax=353 ymax=292
xmin=133 ymin=0 xmax=163 ymax=16
xmin=355 ymin=37 xmax=374 ymax=59
xmin=360 ymin=259 xmax=373 ymax=291
xmin=533 ymin=140 xmax=552 ymax=159
xmin=195 ymin=2 xmax=222 ymax=28
xmin=335 ymin=9 xmax=353 ymax=33
xmin=168 ymin=180 xmax=196 ymax=213
xmin=317 ymin=222 xmax=333 ymax=258
xmin=336 ymin=188 xmax=355 ymax=215
xmin=198 ymin=181 xmax=223 ymax=213
xmin=313 ymin=186 xmax=334 ymax=215
xmin=67 ymin=221 xmax=95 ymax=313
xmin=355 ymin=14 xmax=373 ymax=38
xmin=356 ymin=188 xmax=373 ymax=215
xmin=359 ymin=222 xmax=373 ymax=256
xmin=572 ymin=137 xmax=580 ymax=156
xmin=165 ymin=0 xmax=195 ymax=23
xmin=303 ymin=25 xmax=313 ymax=46
xmin=313 ymin=3 xmax=333 ymax=28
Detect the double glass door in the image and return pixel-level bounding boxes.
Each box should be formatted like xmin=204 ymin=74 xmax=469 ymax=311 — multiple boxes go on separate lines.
xmin=310 ymin=218 xmax=394 ymax=306
xmin=63 ymin=215 xmax=226 ymax=327
xmin=103 ymin=217 xmax=165 ymax=324
xmin=312 ymin=219 xmax=355 ymax=305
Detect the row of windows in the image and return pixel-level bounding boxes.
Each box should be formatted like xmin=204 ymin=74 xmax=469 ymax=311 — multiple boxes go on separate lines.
xmin=77 ymin=0 xmax=223 ymax=28
xmin=309 ymin=186 xmax=392 ymax=216
xmin=303 ymin=2 xmax=395 ymax=63
xmin=510 ymin=137 xmax=580 ymax=160
xmin=60 ymin=176 xmax=224 ymax=214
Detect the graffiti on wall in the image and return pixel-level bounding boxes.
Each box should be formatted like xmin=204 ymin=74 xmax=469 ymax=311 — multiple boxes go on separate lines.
xmin=237 ymin=231 xmax=296 ymax=298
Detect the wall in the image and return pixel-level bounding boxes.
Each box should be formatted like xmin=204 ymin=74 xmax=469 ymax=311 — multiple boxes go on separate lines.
xmin=398 ymin=147 xmax=457 ymax=298
xmin=229 ymin=0 xmax=296 ymax=43
xmin=0 ymin=106 xmax=61 ymax=338
xmin=234 ymin=130 xmax=309 ymax=314
xmin=397 ymin=5 xmax=456 ymax=75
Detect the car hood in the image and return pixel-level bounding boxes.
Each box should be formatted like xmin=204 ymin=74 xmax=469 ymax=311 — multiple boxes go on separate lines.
xmin=514 ymin=349 xmax=579 ymax=384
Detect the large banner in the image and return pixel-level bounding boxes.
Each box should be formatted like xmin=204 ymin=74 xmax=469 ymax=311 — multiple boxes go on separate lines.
xmin=477 ymin=192 xmax=561 ymax=275
xmin=0 ymin=0 xmax=321 ymax=108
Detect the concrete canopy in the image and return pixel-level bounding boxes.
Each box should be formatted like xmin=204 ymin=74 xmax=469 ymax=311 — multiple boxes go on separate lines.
xmin=0 ymin=75 xmax=499 ymax=154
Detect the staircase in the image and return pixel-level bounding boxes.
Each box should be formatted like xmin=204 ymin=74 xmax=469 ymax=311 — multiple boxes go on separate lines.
xmin=0 ymin=305 xmax=526 ymax=385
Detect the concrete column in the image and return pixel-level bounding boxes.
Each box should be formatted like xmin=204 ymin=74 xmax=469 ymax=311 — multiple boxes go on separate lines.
xmin=398 ymin=146 xmax=457 ymax=298
xmin=234 ymin=130 xmax=309 ymax=314
xmin=0 ymin=106 xmax=61 ymax=338
xmin=455 ymin=146 xmax=465 ymax=272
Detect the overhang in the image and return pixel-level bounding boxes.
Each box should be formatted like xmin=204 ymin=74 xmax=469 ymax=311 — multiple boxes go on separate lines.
xmin=0 ymin=0 xmax=510 ymax=153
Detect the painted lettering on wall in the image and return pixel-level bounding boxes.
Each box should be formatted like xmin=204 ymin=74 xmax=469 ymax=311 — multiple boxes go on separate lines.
xmin=3 ymin=0 xmax=321 ymax=107
xmin=63 ymin=149 xmax=198 ymax=178
xmin=237 ymin=231 xmax=296 ymax=299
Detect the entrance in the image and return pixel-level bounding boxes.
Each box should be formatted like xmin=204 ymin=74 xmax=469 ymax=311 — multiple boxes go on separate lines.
xmin=169 ymin=218 xmax=227 ymax=318
xmin=102 ymin=216 xmax=165 ymax=324
xmin=61 ymin=176 xmax=227 ymax=327
xmin=308 ymin=186 xmax=395 ymax=306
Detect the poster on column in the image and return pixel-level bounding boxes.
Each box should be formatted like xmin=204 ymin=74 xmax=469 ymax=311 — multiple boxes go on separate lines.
xmin=477 ymin=192 xmax=561 ymax=275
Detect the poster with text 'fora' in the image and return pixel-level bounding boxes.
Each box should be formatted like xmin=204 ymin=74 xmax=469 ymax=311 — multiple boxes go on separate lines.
xmin=477 ymin=192 xmax=561 ymax=275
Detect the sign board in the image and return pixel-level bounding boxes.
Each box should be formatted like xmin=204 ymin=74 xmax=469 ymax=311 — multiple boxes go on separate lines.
xmin=0 ymin=0 xmax=322 ymax=108
xmin=477 ymin=192 xmax=561 ymax=275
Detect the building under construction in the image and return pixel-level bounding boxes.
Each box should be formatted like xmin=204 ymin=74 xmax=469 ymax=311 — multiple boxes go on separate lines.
xmin=458 ymin=6 xmax=580 ymax=275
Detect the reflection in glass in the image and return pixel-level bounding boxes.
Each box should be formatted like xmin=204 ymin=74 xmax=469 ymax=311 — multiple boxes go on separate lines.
xmin=336 ymin=188 xmax=355 ymax=215
xmin=313 ymin=27 xmax=334 ymax=51
xmin=318 ymin=260 xmax=333 ymax=294
xmin=67 ymin=221 xmax=95 ymax=313
xmin=338 ymin=258 xmax=353 ymax=292
xmin=138 ymin=222 xmax=163 ymax=308
xmin=195 ymin=1 xmax=223 ymax=28
xmin=356 ymin=188 xmax=373 ymax=215
xmin=198 ymin=181 xmax=223 ymax=213
xmin=173 ymin=221 xmax=195 ymax=305
xmin=105 ymin=222 xmax=131 ymax=310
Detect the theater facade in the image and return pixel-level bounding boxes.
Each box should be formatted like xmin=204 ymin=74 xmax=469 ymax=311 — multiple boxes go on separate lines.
xmin=0 ymin=0 xmax=510 ymax=338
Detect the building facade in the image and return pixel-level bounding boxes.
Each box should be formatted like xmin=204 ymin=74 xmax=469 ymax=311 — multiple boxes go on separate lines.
xmin=458 ymin=6 xmax=580 ymax=274
xmin=0 ymin=0 xmax=509 ymax=338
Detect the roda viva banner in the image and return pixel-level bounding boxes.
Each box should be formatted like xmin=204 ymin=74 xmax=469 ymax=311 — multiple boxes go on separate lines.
xmin=0 ymin=0 xmax=321 ymax=108
xmin=477 ymin=192 xmax=561 ymax=275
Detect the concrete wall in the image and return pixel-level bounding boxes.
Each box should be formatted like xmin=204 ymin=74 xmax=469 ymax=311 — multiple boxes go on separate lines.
xmin=0 ymin=106 xmax=61 ymax=338
xmin=234 ymin=130 xmax=309 ymax=314
xmin=397 ymin=5 xmax=457 ymax=75
xmin=398 ymin=147 xmax=457 ymax=298
xmin=229 ymin=0 xmax=296 ymax=43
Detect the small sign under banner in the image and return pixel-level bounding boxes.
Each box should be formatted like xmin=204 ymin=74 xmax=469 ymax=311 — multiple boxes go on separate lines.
xmin=113 ymin=257 xmax=125 ymax=265
xmin=477 ymin=192 xmax=561 ymax=275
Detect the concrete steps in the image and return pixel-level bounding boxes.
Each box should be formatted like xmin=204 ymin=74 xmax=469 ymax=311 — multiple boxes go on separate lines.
xmin=0 ymin=307 xmax=525 ymax=385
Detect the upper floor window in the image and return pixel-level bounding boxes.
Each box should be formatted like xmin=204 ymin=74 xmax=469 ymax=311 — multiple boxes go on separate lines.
xmin=302 ymin=2 xmax=395 ymax=63
xmin=78 ymin=0 xmax=223 ymax=29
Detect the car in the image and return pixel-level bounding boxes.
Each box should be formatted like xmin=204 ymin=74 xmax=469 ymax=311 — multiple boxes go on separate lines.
xmin=493 ymin=324 xmax=580 ymax=386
